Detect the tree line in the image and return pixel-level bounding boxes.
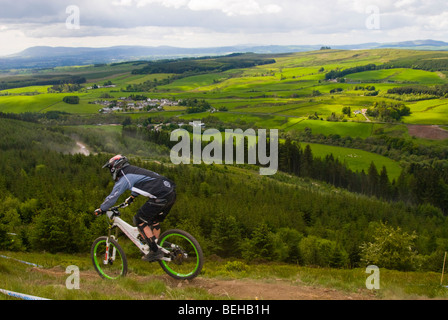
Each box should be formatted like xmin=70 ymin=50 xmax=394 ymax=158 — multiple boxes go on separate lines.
xmin=1 ymin=118 xmax=448 ymax=271
xmin=0 ymin=75 xmax=86 ymax=91
xmin=387 ymin=84 xmax=448 ymax=97
xmin=132 ymin=54 xmax=276 ymax=75
xmin=179 ymin=98 xmax=212 ymax=114
xmin=325 ymin=64 xmax=377 ymax=80
xmin=325 ymin=55 xmax=448 ymax=83
xmin=288 ymin=127 xmax=448 ymax=167
xmin=122 ymin=124 xmax=448 ymax=214
xmin=122 ymin=77 xmax=177 ymax=92
xmin=384 ymin=54 xmax=448 ymax=72
xmin=366 ymin=101 xmax=411 ymax=122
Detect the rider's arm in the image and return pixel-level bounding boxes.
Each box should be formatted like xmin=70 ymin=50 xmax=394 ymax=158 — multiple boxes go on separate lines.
xmin=100 ymin=177 xmax=130 ymax=212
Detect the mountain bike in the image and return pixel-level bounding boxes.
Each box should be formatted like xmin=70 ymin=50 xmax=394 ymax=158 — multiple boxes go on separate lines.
xmin=91 ymin=203 xmax=203 ymax=281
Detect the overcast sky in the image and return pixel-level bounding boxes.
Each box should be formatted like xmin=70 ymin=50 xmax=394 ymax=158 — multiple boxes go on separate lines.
xmin=0 ymin=0 xmax=447 ymax=56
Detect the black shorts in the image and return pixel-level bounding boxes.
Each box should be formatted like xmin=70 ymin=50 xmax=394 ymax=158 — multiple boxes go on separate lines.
xmin=133 ymin=191 xmax=176 ymax=226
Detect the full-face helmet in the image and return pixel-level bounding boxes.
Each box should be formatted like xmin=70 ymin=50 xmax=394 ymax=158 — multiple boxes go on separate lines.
xmin=102 ymin=155 xmax=129 ymax=181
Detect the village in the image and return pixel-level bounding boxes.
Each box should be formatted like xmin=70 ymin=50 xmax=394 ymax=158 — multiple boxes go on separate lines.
xmin=94 ymin=96 xmax=181 ymax=113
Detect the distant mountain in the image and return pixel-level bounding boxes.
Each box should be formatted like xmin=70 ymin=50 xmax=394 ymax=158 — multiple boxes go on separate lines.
xmin=0 ymin=45 xmax=274 ymax=69
xmin=377 ymin=39 xmax=448 ymax=48
xmin=1 ymin=39 xmax=448 ymax=70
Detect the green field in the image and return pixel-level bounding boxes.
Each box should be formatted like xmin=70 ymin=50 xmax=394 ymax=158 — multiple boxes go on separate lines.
xmin=404 ymin=100 xmax=448 ymax=124
xmin=0 ymin=93 xmax=99 ymax=113
xmin=346 ymin=68 xmax=446 ymax=84
xmin=305 ymin=143 xmax=402 ymax=180
xmin=2 ymin=49 xmax=448 ymax=125
xmin=1 ymin=48 xmax=448 ymax=179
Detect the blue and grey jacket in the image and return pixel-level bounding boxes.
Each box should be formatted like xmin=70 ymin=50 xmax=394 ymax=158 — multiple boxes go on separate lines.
xmin=100 ymin=165 xmax=175 ymax=212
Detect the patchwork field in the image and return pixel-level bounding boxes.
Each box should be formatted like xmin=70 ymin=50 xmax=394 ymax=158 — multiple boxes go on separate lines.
xmin=1 ymin=48 xmax=448 ymax=178
xmin=2 ymin=49 xmax=448 ymax=303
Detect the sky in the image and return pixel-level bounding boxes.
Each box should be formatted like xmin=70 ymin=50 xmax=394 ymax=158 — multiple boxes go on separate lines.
xmin=0 ymin=0 xmax=447 ymax=56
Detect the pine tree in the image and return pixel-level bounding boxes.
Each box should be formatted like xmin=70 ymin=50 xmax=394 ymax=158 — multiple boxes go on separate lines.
xmin=367 ymin=162 xmax=379 ymax=196
xmin=379 ymin=165 xmax=391 ymax=199
xmin=210 ymin=214 xmax=242 ymax=258
xmin=301 ymin=144 xmax=313 ymax=177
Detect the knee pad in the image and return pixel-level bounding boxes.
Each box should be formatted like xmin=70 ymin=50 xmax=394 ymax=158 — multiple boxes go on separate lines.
xmin=133 ymin=215 xmax=149 ymax=236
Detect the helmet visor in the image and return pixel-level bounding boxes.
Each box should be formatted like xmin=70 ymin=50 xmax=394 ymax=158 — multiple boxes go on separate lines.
xmin=102 ymin=155 xmax=124 ymax=169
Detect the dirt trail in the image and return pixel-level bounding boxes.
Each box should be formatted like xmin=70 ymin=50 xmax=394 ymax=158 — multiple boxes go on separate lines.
xmin=75 ymin=142 xmax=90 ymax=156
xmin=32 ymin=267 xmax=376 ymax=300
xmin=181 ymin=277 xmax=376 ymax=300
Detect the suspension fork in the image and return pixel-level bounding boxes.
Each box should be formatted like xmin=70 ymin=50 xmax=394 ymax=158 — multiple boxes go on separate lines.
xmin=103 ymin=227 xmax=119 ymax=265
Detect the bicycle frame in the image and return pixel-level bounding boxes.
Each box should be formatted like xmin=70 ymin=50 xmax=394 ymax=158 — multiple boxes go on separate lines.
xmin=104 ymin=209 xmax=171 ymax=263
xmin=107 ymin=211 xmax=149 ymax=254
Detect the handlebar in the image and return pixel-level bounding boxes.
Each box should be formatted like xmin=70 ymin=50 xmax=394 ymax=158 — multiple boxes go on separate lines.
xmin=109 ymin=202 xmax=129 ymax=211
xmin=106 ymin=202 xmax=128 ymax=219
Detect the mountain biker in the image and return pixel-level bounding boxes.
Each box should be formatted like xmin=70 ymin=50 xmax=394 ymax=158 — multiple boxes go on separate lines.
xmin=94 ymin=155 xmax=176 ymax=262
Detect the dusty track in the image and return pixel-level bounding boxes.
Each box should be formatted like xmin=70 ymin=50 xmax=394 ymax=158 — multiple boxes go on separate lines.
xmin=177 ymin=277 xmax=376 ymax=300
xmin=32 ymin=267 xmax=376 ymax=300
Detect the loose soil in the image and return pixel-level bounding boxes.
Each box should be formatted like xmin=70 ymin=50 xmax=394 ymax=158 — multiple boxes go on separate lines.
xmin=408 ymin=125 xmax=448 ymax=140
xmin=31 ymin=267 xmax=377 ymax=300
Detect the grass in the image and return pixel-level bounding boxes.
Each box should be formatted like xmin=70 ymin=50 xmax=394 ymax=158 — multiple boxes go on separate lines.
xmin=288 ymin=120 xmax=374 ymax=138
xmin=304 ymin=142 xmax=403 ymax=180
xmin=0 ymin=251 xmax=217 ymax=301
xmin=346 ymin=68 xmax=446 ymax=84
xmin=0 ymin=85 xmax=52 ymax=94
xmin=404 ymin=99 xmax=448 ymax=125
xmin=0 ymin=251 xmax=447 ymax=300
xmin=0 ymin=92 xmax=98 ymax=114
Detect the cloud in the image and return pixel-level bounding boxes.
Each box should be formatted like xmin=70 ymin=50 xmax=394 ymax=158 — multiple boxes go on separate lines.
xmin=187 ymin=0 xmax=282 ymax=16
xmin=0 ymin=0 xmax=447 ymax=56
xmin=111 ymin=0 xmax=282 ymax=16
xmin=112 ymin=0 xmax=134 ymax=6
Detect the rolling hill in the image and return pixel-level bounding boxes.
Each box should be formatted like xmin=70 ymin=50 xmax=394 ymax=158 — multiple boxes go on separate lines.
xmin=1 ymin=39 xmax=448 ymax=69
xmin=1 ymin=47 xmax=448 ymax=301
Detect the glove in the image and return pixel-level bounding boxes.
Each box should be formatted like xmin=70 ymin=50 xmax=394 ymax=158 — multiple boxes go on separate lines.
xmin=94 ymin=208 xmax=103 ymax=216
xmin=125 ymin=196 xmax=135 ymax=205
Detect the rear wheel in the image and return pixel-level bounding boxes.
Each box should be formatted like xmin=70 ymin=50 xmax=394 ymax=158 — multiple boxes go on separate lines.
xmin=91 ymin=236 xmax=128 ymax=280
xmin=158 ymin=229 xmax=203 ymax=280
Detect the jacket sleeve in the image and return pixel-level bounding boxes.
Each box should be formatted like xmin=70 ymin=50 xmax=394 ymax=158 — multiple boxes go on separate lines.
xmin=100 ymin=178 xmax=131 ymax=211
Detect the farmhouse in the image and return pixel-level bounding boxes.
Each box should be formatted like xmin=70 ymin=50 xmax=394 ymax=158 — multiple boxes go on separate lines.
xmin=189 ymin=121 xmax=205 ymax=128
xmin=87 ymin=84 xmax=117 ymax=90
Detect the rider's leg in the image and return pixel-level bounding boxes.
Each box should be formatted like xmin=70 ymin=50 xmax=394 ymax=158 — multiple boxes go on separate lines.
xmin=133 ymin=200 xmax=161 ymax=249
xmin=136 ymin=193 xmax=176 ymax=243
xmin=134 ymin=193 xmax=176 ymax=258
xmin=151 ymin=223 xmax=161 ymax=239
xmin=135 ymin=222 xmax=158 ymax=251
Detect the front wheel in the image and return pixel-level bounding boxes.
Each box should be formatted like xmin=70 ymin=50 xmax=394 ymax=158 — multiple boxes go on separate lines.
xmin=91 ymin=236 xmax=128 ymax=280
xmin=158 ymin=229 xmax=203 ymax=280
